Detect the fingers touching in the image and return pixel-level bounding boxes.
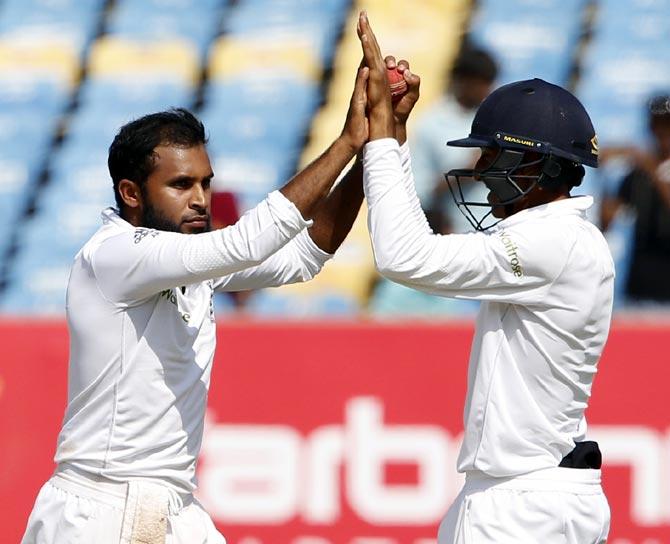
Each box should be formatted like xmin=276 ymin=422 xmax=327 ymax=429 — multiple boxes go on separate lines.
xmin=351 ymin=66 xmax=369 ymax=111
xmin=357 ymin=11 xmax=384 ymax=70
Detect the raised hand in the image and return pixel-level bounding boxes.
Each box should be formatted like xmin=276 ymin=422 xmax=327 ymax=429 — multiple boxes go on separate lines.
xmin=357 ymin=11 xmax=394 ymax=141
xmin=384 ymin=56 xmax=421 ymax=145
xmin=340 ymin=64 xmax=370 ymax=154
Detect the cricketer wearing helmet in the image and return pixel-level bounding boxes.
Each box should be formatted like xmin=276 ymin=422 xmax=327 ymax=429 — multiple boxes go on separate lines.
xmin=357 ymin=12 xmax=613 ymax=544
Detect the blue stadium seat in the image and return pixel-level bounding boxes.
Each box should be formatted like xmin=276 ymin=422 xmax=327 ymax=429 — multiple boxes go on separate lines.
xmin=0 ymin=79 xmax=70 ymax=117
xmin=201 ymin=74 xmax=322 ymax=210
xmin=106 ymin=0 xmax=224 ymax=57
xmin=64 ymin=78 xmax=196 ymax=157
xmin=469 ymin=0 xmax=587 ymax=85
xmin=0 ymin=109 xmax=59 ymax=258
xmin=0 ymin=254 xmax=71 ymax=315
xmin=222 ymin=0 xmax=349 ymax=63
xmin=47 ymin=144 xmax=112 ymax=198
xmin=1 ymin=185 xmax=108 ymax=316
xmin=0 ymin=111 xmax=54 ymax=163
xmin=0 ymin=0 xmax=105 ymax=53
xmin=201 ymin=87 xmax=318 ymax=155
xmin=207 ymin=144 xmax=298 ymax=212
xmin=576 ymin=39 xmax=670 ymax=147
xmin=204 ymin=76 xmax=320 ymax=115
xmin=79 ymin=79 xmax=194 ymax=114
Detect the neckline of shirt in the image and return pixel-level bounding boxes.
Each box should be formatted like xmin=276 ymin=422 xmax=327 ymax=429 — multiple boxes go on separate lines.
xmin=492 ymin=195 xmax=594 ymax=232
xmin=101 ymin=207 xmax=135 ymax=231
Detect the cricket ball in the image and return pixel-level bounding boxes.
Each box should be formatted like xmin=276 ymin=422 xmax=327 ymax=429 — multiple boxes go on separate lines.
xmin=387 ymin=66 xmax=408 ymax=102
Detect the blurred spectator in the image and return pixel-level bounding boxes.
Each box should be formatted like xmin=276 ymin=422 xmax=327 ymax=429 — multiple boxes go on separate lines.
xmin=600 ymin=94 xmax=670 ymax=302
xmin=210 ymin=190 xmax=240 ymax=230
xmin=410 ymin=43 xmax=498 ymax=233
xmin=210 ymin=190 xmax=251 ymax=312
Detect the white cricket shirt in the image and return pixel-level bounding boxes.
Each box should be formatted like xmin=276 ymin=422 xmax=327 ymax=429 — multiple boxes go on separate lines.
xmin=363 ymin=139 xmax=615 ymax=477
xmin=55 ymin=191 xmax=331 ymax=493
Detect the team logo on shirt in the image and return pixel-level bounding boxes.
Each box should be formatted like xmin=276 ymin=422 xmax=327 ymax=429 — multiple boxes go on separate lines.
xmin=134 ymin=228 xmax=159 ymax=244
xmin=498 ymin=230 xmax=524 ymax=277
xmin=208 ymin=282 xmax=215 ymax=322
xmin=159 ymin=288 xmax=191 ymax=323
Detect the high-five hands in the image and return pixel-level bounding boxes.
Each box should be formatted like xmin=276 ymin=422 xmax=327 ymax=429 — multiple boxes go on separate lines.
xmin=357 ymin=11 xmax=421 ymax=144
xmin=357 ymin=11 xmax=394 ymax=140
xmin=340 ymin=64 xmax=370 ymax=155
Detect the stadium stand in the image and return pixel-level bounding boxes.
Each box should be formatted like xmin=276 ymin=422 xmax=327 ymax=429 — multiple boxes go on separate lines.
xmin=574 ymin=0 xmax=670 ymax=304
xmin=0 ymin=0 xmax=105 ymax=55
xmin=201 ymin=36 xmax=324 ymax=212
xmin=468 ymin=0 xmax=587 ymax=86
xmin=0 ymin=38 xmax=80 ymax=301
xmin=577 ymin=0 xmax=670 ymax=147
xmin=1 ymin=10 xmax=202 ymax=312
xmin=0 ymin=0 xmax=669 ymax=315
xmin=246 ymin=0 xmax=472 ymax=316
xmin=105 ymin=0 xmax=224 ymax=58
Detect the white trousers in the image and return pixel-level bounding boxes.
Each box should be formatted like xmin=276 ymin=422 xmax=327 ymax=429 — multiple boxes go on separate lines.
xmin=438 ymin=467 xmax=610 ymax=544
xmin=21 ymin=469 xmax=226 ymax=544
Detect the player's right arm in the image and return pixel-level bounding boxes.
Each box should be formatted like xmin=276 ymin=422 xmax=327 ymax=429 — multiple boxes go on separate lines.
xmin=278 ymin=64 xmax=369 ymax=220
xmin=358 ymin=12 xmax=574 ymax=306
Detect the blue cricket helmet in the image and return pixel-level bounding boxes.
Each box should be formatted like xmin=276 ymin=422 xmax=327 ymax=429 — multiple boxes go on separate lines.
xmin=448 ymin=78 xmax=598 ymax=168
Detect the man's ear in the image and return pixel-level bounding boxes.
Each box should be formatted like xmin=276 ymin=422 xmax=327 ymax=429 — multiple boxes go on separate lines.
xmin=118 ymin=179 xmax=142 ymax=209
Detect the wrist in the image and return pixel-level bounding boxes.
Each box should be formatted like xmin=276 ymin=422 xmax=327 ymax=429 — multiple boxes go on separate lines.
xmin=395 ymin=122 xmax=407 ymax=145
xmin=335 ymin=133 xmax=360 ymax=159
xmin=369 ymin=111 xmax=395 ymax=140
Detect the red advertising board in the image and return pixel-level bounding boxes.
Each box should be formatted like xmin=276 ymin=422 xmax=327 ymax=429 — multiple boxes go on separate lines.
xmin=0 ymin=319 xmax=668 ymax=543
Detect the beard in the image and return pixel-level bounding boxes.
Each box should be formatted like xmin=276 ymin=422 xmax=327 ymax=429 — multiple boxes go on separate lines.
xmin=141 ymin=198 xmax=211 ymax=234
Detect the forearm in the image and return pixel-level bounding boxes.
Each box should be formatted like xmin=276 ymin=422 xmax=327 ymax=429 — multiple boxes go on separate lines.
xmin=307 ymin=159 xmax=364 ymax=253
xmin=280 ymin=137 xmax=357 ymax=219
xmin=214 ymin=230 xmax=331 ymax=291
xmin=364 ymin=139 xmax=437 ymax=277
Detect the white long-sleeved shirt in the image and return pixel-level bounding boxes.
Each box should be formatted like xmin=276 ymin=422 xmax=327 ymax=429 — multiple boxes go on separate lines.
xmin=55 ymin=191 xmax=331 ymax=493
xmin=363 ymin=138 xmax=615 ymax=477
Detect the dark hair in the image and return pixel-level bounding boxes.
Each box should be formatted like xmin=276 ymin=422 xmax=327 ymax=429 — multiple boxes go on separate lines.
xmin=648 ymin=93 xmax=670 ymax=126
xmin=451 ymin=44 xmax=498 ymax=83
xmin=108 ymin=107 xmax=207 ymax=210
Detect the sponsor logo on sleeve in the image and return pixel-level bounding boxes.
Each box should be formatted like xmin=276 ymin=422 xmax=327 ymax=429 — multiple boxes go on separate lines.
xmin=498 ymin=230 xmax=524 ymax=277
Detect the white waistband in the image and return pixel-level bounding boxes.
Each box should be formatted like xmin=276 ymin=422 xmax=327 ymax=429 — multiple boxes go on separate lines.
xmin=464 ymin=467 xmax=603 ymax=494
xmin=51 ymin=466 xmax=193 ymax=514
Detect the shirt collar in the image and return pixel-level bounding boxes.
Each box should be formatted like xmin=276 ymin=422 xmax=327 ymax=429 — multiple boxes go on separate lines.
xmin=492 ymin=195 xmax=594 ymax=232
xmin=101 ymin=207 xmax=134 ymax=231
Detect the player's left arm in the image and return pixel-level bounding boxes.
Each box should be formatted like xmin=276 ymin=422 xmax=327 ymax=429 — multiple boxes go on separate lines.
xmin=213 ymin=152 xmax=365 ymax=292
xmin=305 ymin=158 xmax=364 ymax=254
xmin=212 ymin=229 xmax=330 ymax=292
xmin=358 ymin=12 xmax=565 ymax=305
